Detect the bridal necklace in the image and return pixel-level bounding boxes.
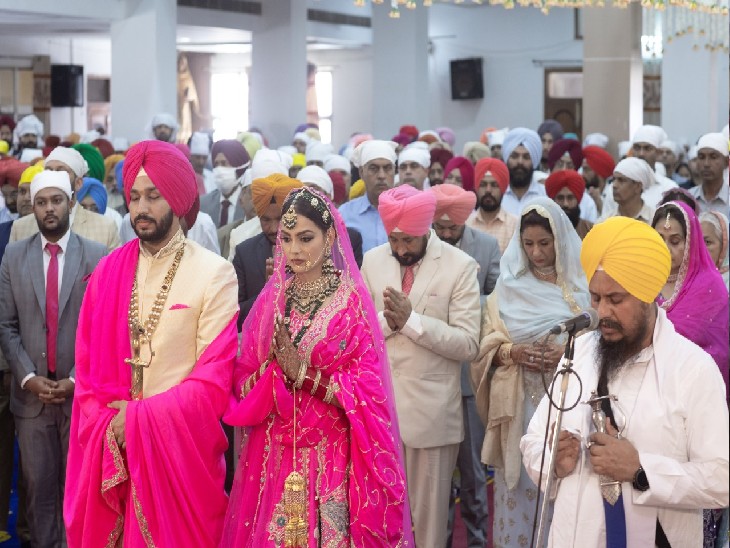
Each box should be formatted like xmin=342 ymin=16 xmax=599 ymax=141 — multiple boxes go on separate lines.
xmin=532 ymin=264 xmax=557 ymax=281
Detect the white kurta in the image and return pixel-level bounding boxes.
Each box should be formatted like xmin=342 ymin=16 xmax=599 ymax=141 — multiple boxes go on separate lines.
xmin=521 ymin=308 xmax=729 ymax=548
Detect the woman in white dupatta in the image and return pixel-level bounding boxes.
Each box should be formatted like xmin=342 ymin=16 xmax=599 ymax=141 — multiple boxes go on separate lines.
xmin=471 ymin=197 xmax=590 ymax=547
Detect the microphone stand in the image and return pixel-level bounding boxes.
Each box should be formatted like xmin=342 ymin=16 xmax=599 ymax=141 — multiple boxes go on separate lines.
xmin=534 ymin=326 xmax=578 ymax=547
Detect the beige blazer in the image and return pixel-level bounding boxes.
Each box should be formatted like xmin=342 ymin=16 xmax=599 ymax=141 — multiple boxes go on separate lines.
xmin=361 ymin=231 xmax=481 ymax=449
xmin=10 ymin=205 xmax=121 ymax=252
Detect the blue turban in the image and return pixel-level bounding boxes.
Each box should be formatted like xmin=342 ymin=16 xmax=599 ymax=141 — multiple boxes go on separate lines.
xmin=77 ymin=177 xmax=108 ymax=214
xmin=115 ymin=159 xmax=125 ymax=194
xmin=537 ymin=119 xmax=564 ymax=140
xmin=502 ymin=127 xmax=542 ymax=168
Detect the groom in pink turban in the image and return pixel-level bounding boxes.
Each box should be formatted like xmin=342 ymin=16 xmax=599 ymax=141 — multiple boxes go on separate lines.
xmin=361 ymin=185 xmax=482 ymax=548
xmin=64 ymin=140 xmax=239 ymax=547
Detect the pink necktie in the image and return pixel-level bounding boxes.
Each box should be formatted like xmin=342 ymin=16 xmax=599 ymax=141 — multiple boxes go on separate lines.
xmin=401 ymin=266 xmax=415 ymax=295
xmin=45 ymin=243 xmax=61 ymax=374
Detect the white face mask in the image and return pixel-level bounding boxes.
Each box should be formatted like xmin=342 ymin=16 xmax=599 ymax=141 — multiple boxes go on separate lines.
xmin=213 ymin=166 xmax=239 ymax=195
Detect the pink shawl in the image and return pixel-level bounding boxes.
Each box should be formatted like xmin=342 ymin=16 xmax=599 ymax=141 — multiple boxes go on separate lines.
xmin=64 ymin=240 xmax=238 ymax=547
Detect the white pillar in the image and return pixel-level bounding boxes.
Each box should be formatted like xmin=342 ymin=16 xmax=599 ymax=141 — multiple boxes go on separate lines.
xmin=111 ymin=0 xmax=177 ymax=142
xmin=249 ymin=0 xmax=307 ymax=148
xmin=371 ymin=6 xmax=429 ymax=138
xmin=582 ymin=4 xmax=643 ymax=157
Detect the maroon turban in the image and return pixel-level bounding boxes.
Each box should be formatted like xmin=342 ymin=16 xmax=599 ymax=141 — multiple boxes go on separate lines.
xmin=392 ymin=133 xmax=412 ymax=147
xmin=0 ymin=115 xmax=15 ymax=132
xmin=474 ymin=158 xmax=509 ymax=193
xmin=378 ymin=186 xmax=437 ymax=236
xmin=329 ymin=170 xmax=346 ymax=204
xmin=443 ymin=156 xmax=475 ymax=192
xmin=430 ymin=148 xmax=454 ymax=170
xmin=45 ymin=135 xmax=61 ymax=148
xmin=91 ymin=138 xmax=114 ymax=159
xmin=211 ymin=139 xmax=250 ymax=178
xmin=547 ymin=139 xmax=583 ymax=171
xmin=123 ymin=140 xmax=200 ymax=227
xmin=399 ymin=125 xmax=419 ymax=141
xmin=545 ymin=170 xmax=585 ymax=202
xmin=582 ymin=145 xmax=616 ymax=179
xmin=0 ymin=158 xmax=29 ymax=188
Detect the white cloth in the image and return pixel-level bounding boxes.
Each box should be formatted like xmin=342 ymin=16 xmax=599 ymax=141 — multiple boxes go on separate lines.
xmin=614 ymin=158 xmax=655 ymax=190
xmin=14 ymin=115 xmax=43 ymax=142
xmin=323 ymin=154 xmax=350 ymax=173
xmin=644 ymin=171 xmax=678 ymax=209
xmin=80 ymin=130 xmax=100 ymax=144
xmin=500 ymin=174 xmax=547 ymax=217
xmin=111 ymin=137 xmax=129 ymax=152
xmin=30 ymin=170 xmax=73 ymax=202
xmin=521 ymin=308 xmax=730 ymax=548
xmin=252 ymin=149 xmax=292 ymax=171
xmin=227 ymin=216 xmax=262 ymax=261
xmin=697 ymin=132 xmax=729 ymax=157
xmin=617 ymin=141 xmax=631 ymax=158
xmin=583 ymin=133 xmax=609 ymax=148
xmin=487 ymin=129 xmax=507 ymax=147
xmin=350 ymin=140 xmax=398 ymax=168
xmin=202 ymin=168 xmax=216 ymax=193
xmin=104 ymin=207 xmax=123 ymax=230
xmin=148 ymin=113 xmax=178 ymax=140
xmin=579 ymin=193 xmax=599 ymax=223
xmin=632 ymin=125 xmax=667 ymax=148
xmin=18 ymin=149 xmax=43 ymax=163
xmin=398 ymin=143 xmax=430 ymax=168
xmin=659 ymin=139 xmax=681 ymax=157
xmin=305 ymin=141 xmax=333 ymax=164
xmin=296 ymin=165 xmax=333 ymax=198
xmin=46 ymin=147 xmax=88 ymax=178
xmin=190 ymin=132 xmax=210 ymax=156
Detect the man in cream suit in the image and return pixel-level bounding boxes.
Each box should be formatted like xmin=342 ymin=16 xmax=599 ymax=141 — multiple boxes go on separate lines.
xmin=9 ymin=146 xmax=120 ymax=252
xmin=361 ymin=185 xmax=481 ymax=548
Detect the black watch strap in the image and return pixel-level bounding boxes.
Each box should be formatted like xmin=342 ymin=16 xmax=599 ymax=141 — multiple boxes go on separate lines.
xmin=632 ymin=465 xmax=650 ymax=491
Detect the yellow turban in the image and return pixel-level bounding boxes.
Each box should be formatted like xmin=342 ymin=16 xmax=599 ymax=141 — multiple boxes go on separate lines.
xmin=19 ymin=163 xmax=44 ymax=186
xmin=581 ymin=217 xmax=671 ymax=303
xmin=251 ymin=173 xmax=302 ymax=219
xmin=292 ymin=153 xmax=306 ymax=167
xmin=104 ymin=153 xmax=125 ymax=180
xmin=349 ymin=178 xmax=365 ymax=200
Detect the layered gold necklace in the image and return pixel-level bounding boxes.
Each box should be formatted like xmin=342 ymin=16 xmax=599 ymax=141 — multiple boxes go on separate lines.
xmin=285 ymin=273 xmax=340 ymax=316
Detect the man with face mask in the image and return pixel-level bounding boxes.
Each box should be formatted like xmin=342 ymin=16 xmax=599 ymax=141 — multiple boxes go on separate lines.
xmin=200 ymin=139 xmax=250 ymax=228
xmin=189 ymin=132 xmax=215 ymax=194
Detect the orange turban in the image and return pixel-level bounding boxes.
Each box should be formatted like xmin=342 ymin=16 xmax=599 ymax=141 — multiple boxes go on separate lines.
xmin=378 ymin=186 xmax=436 ymax=236
xmin=251 ymin=173 xmax=302 ymax=218
xmin=582 ymin=146 xmax=615 ymax=179
xmin=429 ymin=184 xmax=476 ymax=225
xmin=545 ymin=170 xmax=585 ymax=202
xmin=581 ymin=217 xmax=670 ymax=303
xmin=474 ymin=158 xmax=509 ymax=193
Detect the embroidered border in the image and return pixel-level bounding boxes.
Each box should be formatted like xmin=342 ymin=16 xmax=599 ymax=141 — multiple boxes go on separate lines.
xmin=105 ymin=515 xmax=124 ymax=548
xmin=102 ymin=423 xmax=129 ymax=493
xmin=132 ymin=483 xmax=156 ymax=547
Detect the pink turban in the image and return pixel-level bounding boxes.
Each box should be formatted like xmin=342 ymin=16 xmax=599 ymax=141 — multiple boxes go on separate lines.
xmin=378 ymin=186 xmax=437 ymax=236
xmin=429 ymin=184 xmax=476 ymax=225
xmin=474 ymin=158 xmax=509 ymax=193
xmin=443 ymin=156 xmax=475 ymax=191
xmin=123 ymin=140 xmax=200 ymax=227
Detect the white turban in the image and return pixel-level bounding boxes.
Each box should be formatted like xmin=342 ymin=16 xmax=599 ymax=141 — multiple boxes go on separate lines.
xmin=350 ymin=140 xmax=398 ymax=168
xmin=254 ymin=148 xmax=293 ymax=170
xmin=81 ymin=130 xmax=100 ymax=144
xmin=15 ymin=115 xmax=44 ymax=138
xmin=398 ymin=143 xmax=430 ymax=168
xmin=324 ymin=154 xmax=351 ymax=173
xmin=112 ymin=137 xmax=129 ymax=152
xmin=617 ymin=141 xmax=631 ymax=158
xmin=697 ymin=132 xmax=729 ymax=157
xmin=46 ymin=146 xmax=88 ymax=178
xmin=30 ymin=170 xmax=73 ymax=202
xmin=241 ymin=170 xmax=253 ymax=189
xmin=278 ymin=145 xmax=297 ymax=157
xmin=151 ymin=113 xmax=178 ymax=130
xmin=19 ymin=149 xmax=43 ymax=163
xmin=659 ymin=140 xmax=681 ymax=156
xmin=296 ymin=165 xmax=334 ymax=198
xmin=583 ymin=132 xmax=609 ymax=149
xmin=487 ymin=129 xmax=506 ymax=147
xmin=293 ymin=132 xmax=311 ymax=145
xmin=614 ymin=157 xmax=655 ymax=190
xmin=418 ymin=130 xmax=441 ymax=142
xmin=306 ymin=141 xmax=334 ymax=163
xmin=190 ymin=132 xmax=210 ymax=156
xmin=687 ymin=145 xmax=699 ymax=161
xmin=250 ymin=160 xmax=288 ymax=181
xmin=632 ymin=125 xmax=667 ymax=148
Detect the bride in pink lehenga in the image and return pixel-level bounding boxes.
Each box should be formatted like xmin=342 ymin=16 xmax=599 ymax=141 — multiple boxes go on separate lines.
xmin=221 ymin=187 xmax=413 ymax=547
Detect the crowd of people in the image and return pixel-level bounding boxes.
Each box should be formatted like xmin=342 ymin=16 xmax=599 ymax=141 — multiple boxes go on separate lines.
xmin=0 ymin=111 xmax=728 ymax=548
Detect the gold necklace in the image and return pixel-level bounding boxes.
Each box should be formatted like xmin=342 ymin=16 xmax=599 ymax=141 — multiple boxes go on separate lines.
xmin=532 ymin=265 xmax=557 ymax=281
xmin=285 ymin=273 xmax=340 ymax=316
xmin=125 ymin=244 xmax=185 ymax=400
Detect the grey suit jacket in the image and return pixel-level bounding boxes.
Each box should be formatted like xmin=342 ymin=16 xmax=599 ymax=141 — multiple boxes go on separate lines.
xmin=0 ymin=232 xmax=106 ymax=418
xmin=232 ymin=232 xmax=272 ymax=330
xmin=200 ymin=189 xmax=245 ymax=228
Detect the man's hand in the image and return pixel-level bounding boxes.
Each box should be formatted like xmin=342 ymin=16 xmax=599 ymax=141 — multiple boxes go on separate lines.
xmin=47 ymin=379 xmax=75 ymax=403
xmin=25 ymin=376 xmax=59 ymax=404
xmin=108 ymin=400 xmax=129 ymax=449
xmin=383 ymin=287 xmax=412 ymax=331
xmin=550 ymin=425 xmax=581 ymax=478
xmin=589 ymin=423 xmax=640 ymax=482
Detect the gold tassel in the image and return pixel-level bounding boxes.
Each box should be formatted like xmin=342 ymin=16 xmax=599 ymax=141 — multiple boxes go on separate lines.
xmin=283 ymin=470 xmax=308 ymax=547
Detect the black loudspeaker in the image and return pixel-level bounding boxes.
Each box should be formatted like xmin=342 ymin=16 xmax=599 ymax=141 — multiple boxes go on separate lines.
xmin=51 ymin=65 xmax=84 ymax=107
xmin=450 ymin=58 xmax=484 ymax=100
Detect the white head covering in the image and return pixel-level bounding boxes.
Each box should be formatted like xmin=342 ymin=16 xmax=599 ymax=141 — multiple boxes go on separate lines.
xmin=81 ymin=130 xmax=101 ymax=144
xmin=659 ymin=140 xmax=681 ymax=157
xmin=306 ymin=141 xmax=334 ymax=163
xmin=149 ymin=113 xmax=178 ymax=140
xmin=632 ymin=125 xmax=667 ymax=148
xmin=418 ymin=130 xmax=441 ymax=142
xmin=241 ymin=170 xmax=253 ymax=189
xmin=487 ymin=129 xmax=507 ymax=147
xmin=15 ymin=114 xmax=44 ymax=138
xmin=30 ymin=170 xmax=73 ymax=202
xmin=583 ymin=132 xmax=609 ymax=149
xmin=190 ymin=132 xmax=210 ymax=156
xmin=46 ymin=146 xmax=88 ymax=178
xmin=250 ymin=160 xmax=288 ymax=181
xmin=398 ymin=142 xmax=430 ymax=168
xmin=253 ymin=148 xmax=293 ymax=170
xmin=614 ymin=157 xmax=655 ymax=190
xmin=19 ymin=148 xmax=43 ymax=163
xmin=324 ymin=154 xmax=351 ymax=173
xmin=687 ymin=145 xmax=699 ymax=161
xmin=697 ymin=132 xmax=729 ymax=157
xmin=350 ymin=140 xmax=398 ymax=168
xmin=293 ymin=132 xmax=311 ymax=145
xmin=112 ymin=137 xmax=129 ymax=152
xmin=617 ymin=141 xmax=632 ymax=158
xmin=278 ymin=145 xmax=297 ymax=156
xmin=296 ymin=165 xmax=334 ymax=198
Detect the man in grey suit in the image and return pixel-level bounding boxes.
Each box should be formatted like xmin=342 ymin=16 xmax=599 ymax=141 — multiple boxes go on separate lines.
xmin=429 ymin=184 xmax=501 ymax=548
xmin=200 ymin=139 xmax=250 ymax=228
xmin=0 ymin=171 xmax=105 ymax=547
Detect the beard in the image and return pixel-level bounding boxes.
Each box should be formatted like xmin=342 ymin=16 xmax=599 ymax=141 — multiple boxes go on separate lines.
xmin=392 ymin=239 xmax=428 ymax=266
xmin=562 ymin=205 xmax=581 ymax=227
xmin=509 ymin=165 xmax=533 ymax=189
xmin=133 ymin=209 xmax=174 ymax=243
xmin=594 ymin=309 xmax=651 ymax=381
xmin=38 ymin=210 xmax=71 ymax=240
xmin=479 ymin=192 xmax=500 ymax=212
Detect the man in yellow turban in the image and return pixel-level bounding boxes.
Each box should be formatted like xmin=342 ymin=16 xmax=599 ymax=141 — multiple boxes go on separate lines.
xmin=521 ymin=216 xmax=729 ymax=547
xmin=232 ymin=173 xmax=302 ymax=328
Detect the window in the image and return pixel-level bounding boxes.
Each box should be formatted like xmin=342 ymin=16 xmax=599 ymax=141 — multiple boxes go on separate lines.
xmin=315 ymin=70 xmax=333 ymax=144
xmin=211 ymin=71 xmax=249 ymax=141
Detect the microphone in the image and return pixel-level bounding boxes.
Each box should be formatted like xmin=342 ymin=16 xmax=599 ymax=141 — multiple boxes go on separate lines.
xmin=549 ymin=309 xmax=599 ymax=335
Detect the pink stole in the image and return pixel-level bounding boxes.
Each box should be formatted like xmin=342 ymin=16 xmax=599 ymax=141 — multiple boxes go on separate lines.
xmin=64 ymin=240 xmax=237 ymax=547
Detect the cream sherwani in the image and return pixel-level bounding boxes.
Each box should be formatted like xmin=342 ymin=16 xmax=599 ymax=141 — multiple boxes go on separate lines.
xmin=521 ymin=308 xmax=729 ymax=548
xmin=134 ymin=230 xmax=238 ymax=397
xmin=361 ymin=231 xmax=481 ymax=548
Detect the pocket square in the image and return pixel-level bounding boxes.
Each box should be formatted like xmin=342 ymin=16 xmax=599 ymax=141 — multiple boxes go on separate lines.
xmin=169 ymin=303 xmax=190 ymax=310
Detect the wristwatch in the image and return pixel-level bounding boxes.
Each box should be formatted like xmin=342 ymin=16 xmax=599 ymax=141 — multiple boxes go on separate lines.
xmin=632 ymin=465 xmax=650 ymax=492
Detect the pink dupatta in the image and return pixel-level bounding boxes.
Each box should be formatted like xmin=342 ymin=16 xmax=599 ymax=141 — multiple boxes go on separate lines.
xmin=64 ymin=240 xmax=238 ymax=547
